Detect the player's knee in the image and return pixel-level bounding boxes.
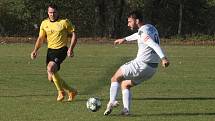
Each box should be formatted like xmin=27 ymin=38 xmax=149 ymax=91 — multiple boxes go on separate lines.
xmin=121 ymin=81 xmax=131 ymax=90
xmin=111 ymin=76 xmax=121 ymax=83
xmin=111 ymin=76 xmax=117 ymax=82
xmin=47 ymin=65 xmax=53 ymax=73
xmin=111 ymin=74 xmax=124 ymax=83
xmin=47 ymin=62 xmax=57 ymax=73
xmin=111 ymin=68 xmax=124 ymax=82
xmin=121 ymin=81 xmax=127 ymax=89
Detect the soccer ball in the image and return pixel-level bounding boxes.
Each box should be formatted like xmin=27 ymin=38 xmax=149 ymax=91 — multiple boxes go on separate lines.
xmin=86 ymin=97 xmax=101 ymax=112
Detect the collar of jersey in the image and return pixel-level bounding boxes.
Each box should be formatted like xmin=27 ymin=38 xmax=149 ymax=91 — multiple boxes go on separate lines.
xmin=49 ymin=17 xmax=59 ymax=22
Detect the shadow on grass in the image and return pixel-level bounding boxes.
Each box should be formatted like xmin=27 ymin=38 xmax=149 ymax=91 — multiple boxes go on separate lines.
xmin=0 ymin=94 xmax=54 ymax=97
xmin=0 ymin=94 xmax=92 ymax=102
xmin=110 ymin=112 xmax=215 ymax=117
xmin=133 ymin=97 xmax=215 ymax=101
xmin=0 ymin=94 xmax=105 ymax=102
xmin=145 ymin=112 xmax=215 ymax=116
xmin=2 ymin=95 xmax=215 ymax=101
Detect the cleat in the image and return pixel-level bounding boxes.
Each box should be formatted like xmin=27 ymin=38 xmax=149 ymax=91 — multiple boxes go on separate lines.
xmin=57 ymin=91 xmax=65 ymax=101
xmin=104 ymin=101 xmax=119 ymax=116
xmin=104 ymin=103 xmax=113 ymax=116
xmin=121 ymin=108 xmax=130 ymax=116
xmin=67 ymin=90 xmax=77 ymax=101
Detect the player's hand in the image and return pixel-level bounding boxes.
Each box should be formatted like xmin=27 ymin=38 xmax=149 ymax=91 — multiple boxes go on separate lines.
xmin=114 ymin=39 xmax=125 ymax=45
xmin=67 ymin=48 xmax=74 ymax=57
xmin=161 ymin=57 xmax=170 ymax=68
xmin=31 ymin=50 xmax=37 ymax=60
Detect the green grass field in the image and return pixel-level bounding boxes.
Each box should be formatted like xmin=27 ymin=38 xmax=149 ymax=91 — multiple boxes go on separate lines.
xmin=1 ymin=43 xmax=215 ymax=121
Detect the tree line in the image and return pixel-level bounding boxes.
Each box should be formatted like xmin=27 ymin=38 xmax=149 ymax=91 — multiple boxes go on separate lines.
xmin=0 ymin=0 xmax=215 ymax=38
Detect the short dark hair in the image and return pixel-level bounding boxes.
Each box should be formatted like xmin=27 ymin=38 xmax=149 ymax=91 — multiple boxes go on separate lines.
xmin=128 ymin=11 xmax=144 ymax=22
xmin=48 ymin=3 xmax=58 ymax=10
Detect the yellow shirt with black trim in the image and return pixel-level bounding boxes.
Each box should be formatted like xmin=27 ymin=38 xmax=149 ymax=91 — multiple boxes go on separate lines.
xmin=39 ymin=18 xmax=75 ymax=49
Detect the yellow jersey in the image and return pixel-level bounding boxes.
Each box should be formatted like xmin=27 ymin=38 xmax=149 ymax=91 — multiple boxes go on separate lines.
xmin=39 ymin=18 xmax=75 ymax=49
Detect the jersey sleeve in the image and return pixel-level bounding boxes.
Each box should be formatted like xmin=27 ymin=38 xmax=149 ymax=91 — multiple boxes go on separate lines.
xmin=64 ymin=19 xmax=75 ymax=33
xmin=125 ymin=33 xmax=138 ymax=41
xmin=39 ymin=21 xmax=46 ymax=38
xmin=141 ymin=33 xmax=165 ymax=59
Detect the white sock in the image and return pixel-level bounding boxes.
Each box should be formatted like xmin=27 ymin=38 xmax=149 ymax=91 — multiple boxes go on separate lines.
xmin=122 ymin=89 xmax=131 ymax=111
xmin=109 ymin=82 xmax=119 ymax=104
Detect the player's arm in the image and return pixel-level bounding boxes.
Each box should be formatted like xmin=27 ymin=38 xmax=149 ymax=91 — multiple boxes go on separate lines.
xmin=65 ymin=19 xmax=77 ymax=57
xmin=141 ymin=34 xmax=170 ymax=68
xmin=114 ymin=33 xmax=138 ymax=45
xmin=31 ymin=21 xmax=46 ymax=60
xmin=67 ymin=31 xmax=77 ymax=57
xmin=31 ymin=36 xmax=45 ymax=59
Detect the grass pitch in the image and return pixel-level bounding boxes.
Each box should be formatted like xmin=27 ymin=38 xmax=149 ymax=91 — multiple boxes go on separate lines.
xmin=0 ymin=43 xmax=215 ymax=121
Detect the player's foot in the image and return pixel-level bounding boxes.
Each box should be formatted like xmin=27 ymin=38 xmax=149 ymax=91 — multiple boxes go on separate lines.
xmin=67 ymin=90 xmax=77 ymax=101
xmin=104 ymin=101 xmax=119 ymax=116
xmin=104 ymin=103 xmax=113 ymax=116
xmin=57 ymin=91 xmax=65 ymax=101
xmin=121 ymin=108 xmax=130 ymax=116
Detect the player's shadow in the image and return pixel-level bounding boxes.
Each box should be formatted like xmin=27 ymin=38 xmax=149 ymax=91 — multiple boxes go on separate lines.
xmin=133 ymin=97 xmax=215 ymax=101
xmin=0 ymin=94 xmax=99 ymax=103
xmin=144 ymin=112 xmax=215 ymax=116
xmin=110 ymin=97 xmax=215 ymax=117
xmin=111 ymin=112 xmax=215 ymax=117
xmin=0 ymin=94 xmax=54 ymax=98
xmin=3 ymin=95 xmax=215 ymax=101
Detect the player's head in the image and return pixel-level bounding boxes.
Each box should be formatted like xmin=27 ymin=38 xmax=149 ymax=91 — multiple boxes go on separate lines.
xmin=47 ymin=3 xmax=59 ymax=22
xmin=127 ymin=11 xmax=144 ymax=30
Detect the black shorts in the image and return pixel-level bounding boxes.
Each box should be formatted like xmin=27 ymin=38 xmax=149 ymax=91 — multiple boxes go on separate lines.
xmin=46 ymin=46 xmax=68 ymax=70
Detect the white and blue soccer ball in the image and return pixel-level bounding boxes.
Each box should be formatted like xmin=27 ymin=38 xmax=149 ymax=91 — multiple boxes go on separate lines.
xmin=86 ymin=97 xmax=101 ymax=112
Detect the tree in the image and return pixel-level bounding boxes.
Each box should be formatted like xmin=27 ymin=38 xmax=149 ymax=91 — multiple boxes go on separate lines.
xmin=94 ymin=0 xmax=128 ymax=38
xmin=205 ymin=0 xmax=215 ymax=34
xmin=0 ymin=0 xmax=214 ymax=37
xmin=178 ymin=0 xmax=183 ymax=35
xmin=143 ymin=0 xmax=211 ymax=37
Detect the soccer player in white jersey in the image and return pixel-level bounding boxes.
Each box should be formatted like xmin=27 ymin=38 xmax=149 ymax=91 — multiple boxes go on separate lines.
xmin=104 ymin=11 xmax=170 ymax=116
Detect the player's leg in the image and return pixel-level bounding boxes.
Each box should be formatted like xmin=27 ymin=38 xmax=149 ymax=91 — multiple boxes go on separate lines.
xmin=47 ymin=63 xmax=55 ymax=82
xmin=109 ymin=68 xmax=124 ymax=103
xmin=121 ymin=80 xmax=135 ymax=115
xmin=47 ymin=72 xmax=53 ymax=82
xmin=49 ymin=63 xmax=77 ymax=102
xmin=47 ymin=61 xmax=60 ymax=90
xmin=119 ymin=62 xmax=157 ymax=115
xmin=104 ymin=68 xmax=124 ymax=115
xmin=52 ymin=71 xmax=77 ymax=101
xmin=48 ymin=47 xmax=77 ymax=101
xmin=46 ymin=49 xmax=55 ymax=82
xmin=55 ymin=47 xmax=77 ymax=101
xmin=46 ymin=48 xmax=67 ymax=101
xmin=47 ymin=61 xmax=65 ymax=101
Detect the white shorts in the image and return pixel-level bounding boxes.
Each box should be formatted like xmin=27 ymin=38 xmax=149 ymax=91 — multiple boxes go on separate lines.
xmin=120 ymin=59 xmax=157 ymax=85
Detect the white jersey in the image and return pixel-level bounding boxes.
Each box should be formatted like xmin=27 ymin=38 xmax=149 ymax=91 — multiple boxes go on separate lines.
xmin=125 ymin=24 xmax=165 ymax=63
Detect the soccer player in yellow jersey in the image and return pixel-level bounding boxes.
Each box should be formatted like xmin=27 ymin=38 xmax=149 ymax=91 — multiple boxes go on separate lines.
xmin=31 ymin=3 xmax=77 ymax=102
